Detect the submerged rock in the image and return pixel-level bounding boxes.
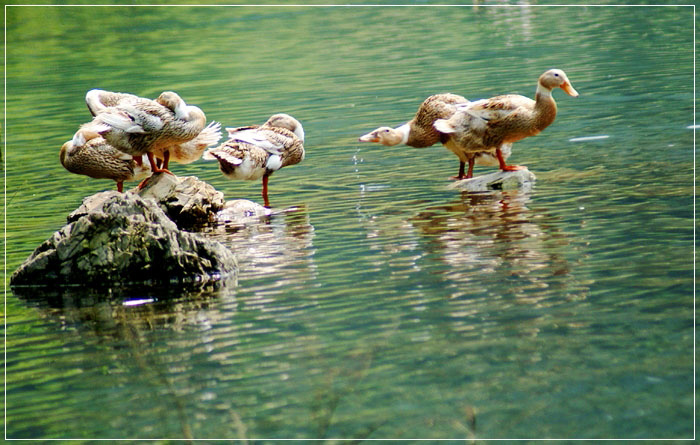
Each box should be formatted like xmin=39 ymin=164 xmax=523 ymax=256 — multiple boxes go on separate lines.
xmin=216 ymin=199 xmax=272 ymax=224
xmin=448 ymin=169 xmax=536 ymax=192
xmin=11 ymin=177 xmax=237 ymax=289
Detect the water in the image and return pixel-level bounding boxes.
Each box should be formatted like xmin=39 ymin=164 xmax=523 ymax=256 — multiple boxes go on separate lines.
xmin=5 ymin=4 xmax=694 ymax=441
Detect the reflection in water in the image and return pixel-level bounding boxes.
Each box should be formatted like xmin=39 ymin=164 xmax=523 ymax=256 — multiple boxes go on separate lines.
xmin=205 ymin=205 xmax=317 ymax=288
xmin=12 ymin=286 xmax=236 ymax=440
xmin=411 ymin=191 xmax=586 ymax=304
xmin=8 ymin=208 xmax=318 ymax=440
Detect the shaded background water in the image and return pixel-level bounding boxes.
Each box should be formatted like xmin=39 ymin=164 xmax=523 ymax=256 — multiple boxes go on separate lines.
xmin=4 ymin=2 xmax=694 ymax=441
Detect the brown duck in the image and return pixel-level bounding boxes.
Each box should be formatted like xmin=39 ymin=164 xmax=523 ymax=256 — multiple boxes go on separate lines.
xmin=203 ymin=113 xmax=305 ymax=207
xmin=59 ymin=132 xmax=153 ymax=192
xmin=358 ymin=93 xmax=510 ymax=179
xmin=434 ymin=69 xmax=579 ymax=179
xmin=73 ymin=91 xmax=207 ymax=175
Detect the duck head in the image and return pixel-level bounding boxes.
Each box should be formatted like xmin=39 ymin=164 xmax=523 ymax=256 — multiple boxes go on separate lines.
xmin=264 ymin=113 xmax=305 ymax=142
xmin=358 ymin=126 xmax=405 ymax=146
xmin=539 ymin=69 xmax=579 ymax=97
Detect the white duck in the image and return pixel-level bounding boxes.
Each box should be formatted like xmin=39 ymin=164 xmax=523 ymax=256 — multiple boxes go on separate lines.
xmin=203 ymin=113 xmax=305 ymax=207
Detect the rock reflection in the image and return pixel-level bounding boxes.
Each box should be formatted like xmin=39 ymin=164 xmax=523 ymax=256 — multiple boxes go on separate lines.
xmin=206 ymin=205 xmax=317 ymax=287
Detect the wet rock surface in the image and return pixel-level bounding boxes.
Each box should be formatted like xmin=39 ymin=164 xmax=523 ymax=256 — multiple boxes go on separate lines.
xmin=11 ymin=175 xmax=237 ymax=289
xmin=138 ymin=173 xmax=226 ymax=228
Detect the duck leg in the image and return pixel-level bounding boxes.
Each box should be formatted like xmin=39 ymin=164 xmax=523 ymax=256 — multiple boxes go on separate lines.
xmin=147 ymin=152 xmax=173 ymax=175
xmin=117 ymin=181 xmax=124 ymax=193
xmin=496 ymin=146 xmax=524 ymax=172
xmin=451 ymin=158 xmax=475 ymax=180
xmin=262 ymin=174 xmax=271 ymax=208
xmin=466 ymin=157 xmax=475 ymax=179
xmin=160 ymin=150 xmax=171 ymax=171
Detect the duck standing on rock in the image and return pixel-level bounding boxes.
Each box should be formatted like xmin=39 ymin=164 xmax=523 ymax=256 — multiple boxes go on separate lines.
xmin=203 ymin=113 xmax=305 ymax=207
xmin=72 ymin=91 xmax=209 ymax=177
xmin=358 ymin=93 xmax=510 ymax=179
xmin=83 ymin=89 xmax=222 ymax=172
xmin=434 ymin=69 xmax=579 ymax=179
xmin=59 ymin=132 xmax=154 ymax=192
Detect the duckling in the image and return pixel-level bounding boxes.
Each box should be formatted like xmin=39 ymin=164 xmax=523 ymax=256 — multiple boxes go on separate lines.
xmin=73 ymin=91 xmax=207 ymax=175
xmin=359 ymin=93 xmax=509 ymax=179
xmin=434 ymin=69 xmax=579 ymax=178
xmin=203 ymin=113 xmax=305 ymax=207
xmin=59 ymin=132 xmax=152 ymax=192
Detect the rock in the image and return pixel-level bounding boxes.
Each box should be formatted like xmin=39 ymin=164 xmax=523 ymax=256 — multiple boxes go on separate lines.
xmin=447 ymin=169 xmax=536 ymax=192
xmin=137 ymin=173 xmax=225 ymax=229
xmin=11 ymin=190 xmax=237 ymax=289
xmin=216 ymin=199 xmax=272 ymax=224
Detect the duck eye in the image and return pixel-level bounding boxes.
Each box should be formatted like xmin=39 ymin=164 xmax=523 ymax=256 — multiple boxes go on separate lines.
xmin=553 ymin=72 xmax=560 ymax=77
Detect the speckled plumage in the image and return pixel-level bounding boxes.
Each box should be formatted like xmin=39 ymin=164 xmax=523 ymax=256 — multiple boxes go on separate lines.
xmin=203 ymin=114 xmax=305 ymax=207
xmin=85 ymin=89 xmax=145 ymax=116
xmin=406 ymin=93 xmax=470 ymax=147
xmin=75 ymin=91 xmax=207 ymax=160
xmin=358 ymin=93 xmax=509 ymax=178
xmin=59 ymin=135 xmax=152 ymax=192
xmin=151 ymin=121 xmax=222 ymax=165
xmin=434 ymin=69 xmax=579 ymax=177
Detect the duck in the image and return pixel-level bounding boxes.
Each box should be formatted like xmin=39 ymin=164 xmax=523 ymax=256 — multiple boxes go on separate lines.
xmin=59 ymin=132 xmax=153 ymax=193
xmin=84 ymin=89 xmax=221 ymax=169
xmin=358 ymin=93 xmax=509 ymax=179
xmin=73 ymin=91 xmax=207 ymax=175
xmin=84 ymin=89 xmax=144 ymax=116
xmin=150 ymin=121 xmax=222 ymax=167
xmin=359 ymin=93 xmax=468 ymax=147
xmin=203 ymin=113 xmax=305 ymax=207
xmin=433 ymin=69 xmax=579 ymax=179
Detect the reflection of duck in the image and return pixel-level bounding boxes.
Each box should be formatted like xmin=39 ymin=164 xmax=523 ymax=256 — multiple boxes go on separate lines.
xmin=73 ymin=91 xmax=207 ymax=175
xmin=434 ymin=69 xmax=578 ymax=179
xmin=203 ymin=114 xmax=305 ymax=207
xmin=59 ymin=133 xmax=152 ymax=192
xmin=358 ymin=93 xmax=509 ymax=179
xmin=208 ymin=205 xmax=316 ymax=286
xmin=409 ymin=192 xmax=578 ymax=301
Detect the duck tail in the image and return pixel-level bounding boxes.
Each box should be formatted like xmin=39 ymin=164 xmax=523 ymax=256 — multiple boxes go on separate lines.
xmin=197 ymin=121 xmax=223 ymax=147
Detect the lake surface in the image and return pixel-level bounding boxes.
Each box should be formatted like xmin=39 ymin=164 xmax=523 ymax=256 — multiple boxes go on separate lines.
xmin=4 ymin=3 xmax=694 ymax=441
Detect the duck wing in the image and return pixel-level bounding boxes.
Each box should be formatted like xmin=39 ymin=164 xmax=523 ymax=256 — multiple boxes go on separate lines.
xmin=460 ymin=94 xmax=534 ymax=122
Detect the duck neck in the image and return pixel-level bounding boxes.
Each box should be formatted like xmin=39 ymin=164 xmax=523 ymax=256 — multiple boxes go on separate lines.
xmin=395 ymin=123 xmax=411 ymax=146
xmin=534 ymin=84 xmax=557 ymax=131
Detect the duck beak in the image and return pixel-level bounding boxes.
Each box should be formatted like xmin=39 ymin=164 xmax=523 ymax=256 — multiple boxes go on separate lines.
xmin=561 ymin=81 xmax=579 ymax=97
xmin=358 ymin=132 xmax=379 ymax=143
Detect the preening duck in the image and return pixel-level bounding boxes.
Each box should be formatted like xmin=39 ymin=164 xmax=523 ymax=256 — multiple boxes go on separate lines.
xmin=358 ymin=93 xmax=509 ymax=179
xmin=73 ymin=91 xmax=207 ymax=175
xmin=85 ymin=89 xmax=143 ymax=116
xmin=434 ymin=69 xmax=579 ymax=179
xmin=203 ymin=113 xmax=305 ymax=207
xmin=59 ymin=132 xmax=153 ymax=193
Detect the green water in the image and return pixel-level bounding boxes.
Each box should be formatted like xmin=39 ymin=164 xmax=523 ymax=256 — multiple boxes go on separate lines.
xmin=5 ymin=4 xmax=694 ymax=441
